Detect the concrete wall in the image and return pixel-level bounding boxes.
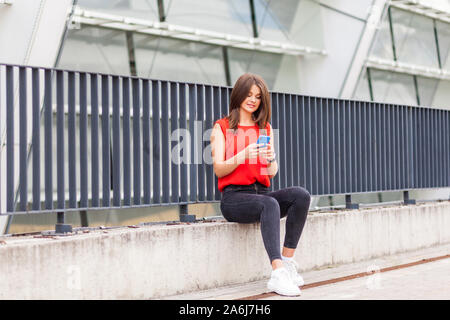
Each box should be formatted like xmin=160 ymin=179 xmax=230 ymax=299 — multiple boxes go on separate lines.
xmin=0 ymin=201 xmax=449 ymax=299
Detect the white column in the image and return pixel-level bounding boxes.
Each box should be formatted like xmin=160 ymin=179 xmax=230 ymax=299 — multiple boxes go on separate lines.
xmin=339 ymin=0 xmax=388 ymax=99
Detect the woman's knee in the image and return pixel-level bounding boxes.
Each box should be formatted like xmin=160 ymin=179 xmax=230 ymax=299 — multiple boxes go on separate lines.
xmin=290 ymin=186 xmax=311 ymax=207
xmin=261 ymin=196 xmax=280 ymax=217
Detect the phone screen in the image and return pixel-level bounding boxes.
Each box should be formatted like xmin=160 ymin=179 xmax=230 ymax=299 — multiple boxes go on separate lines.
xmin=257 ymin=135 xmax=270 ymax=146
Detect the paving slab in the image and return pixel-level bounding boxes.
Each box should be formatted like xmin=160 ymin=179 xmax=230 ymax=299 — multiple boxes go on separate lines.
xmin=163 ymin=243 xmax=450 ymax=300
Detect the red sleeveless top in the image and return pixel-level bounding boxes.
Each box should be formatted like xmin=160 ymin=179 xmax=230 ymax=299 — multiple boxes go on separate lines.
xmin=214 ymin=117 xmax=271 ymax=192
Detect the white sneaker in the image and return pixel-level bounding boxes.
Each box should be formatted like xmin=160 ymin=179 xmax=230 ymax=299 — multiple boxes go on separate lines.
xmin=267 ymin=267 xmax=301 ymax=296
xmin=283 ymin=259 xmax=305 ymax=287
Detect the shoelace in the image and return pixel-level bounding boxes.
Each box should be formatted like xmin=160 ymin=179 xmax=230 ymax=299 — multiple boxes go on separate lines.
xmin=273 ymin=268 xmax=289 ymax=280
xmin=284 ymin=259 xmax=299 ymax=274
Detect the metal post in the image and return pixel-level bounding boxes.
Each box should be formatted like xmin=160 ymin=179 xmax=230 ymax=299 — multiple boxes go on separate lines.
xmin=179 ymin=204 xmax=196 ymax=223
xmin=79 ymin=210 xmax=89 ymax=227
xmin=55 ymin=212 xmax=72 ymax=234
xmin=403 ymin=190 xmax=416 ymax=205
xmin=345 ymin=194 xmax=359 ymax=209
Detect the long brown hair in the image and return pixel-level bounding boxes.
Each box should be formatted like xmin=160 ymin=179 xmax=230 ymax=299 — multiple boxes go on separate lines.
xmin=227 ymin=73 xmax=271 ymax=131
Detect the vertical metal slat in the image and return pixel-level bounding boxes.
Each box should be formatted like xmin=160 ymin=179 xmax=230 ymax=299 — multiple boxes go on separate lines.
xmin=91 ymin=74 xmax=100 ymax=207
xmin=161 ymin=81 xmax=170 ymax=203
xmin=197 ymin=85 xmax=205 ymax=201
xmin=79 ymin=73 xmax=88 ymax=208
xmin=68 ymin=72 xmax=76 ymax=208
xmin=101 ymin=75 xmax=110 ymax=207
xmin=188 ymin=84 xmax=197 ymax=202
xmin=142 ymin=79 xmax=151 ymax=204
xmin=205 ymin=85 xmax=214 ymax=201
xmin=44 ymin=69 xmax=53 ymax=210
xmin=152 ymin=80 xmax=161 ymax=204
xmin=19 ymin=67 xmax=27 ymax=211
xmin=56 ymin=70 xmax=65 ymax=210
xmin=122 ymin=77 xmax=131 ymax=206
xmin=32 ymin=68 xmax=41 ymax=211
xmin=179 ymin=83 xmax=188 ymax=203
xmin=6 ymin=66 xmax=14 ymax=212
xmin=170 ymin=82 xmax=180 ymax=203
xmin=133 ymin=78 xmax=141 ymax=205
xmin=112 ymin=76 xmax=121 ymax=207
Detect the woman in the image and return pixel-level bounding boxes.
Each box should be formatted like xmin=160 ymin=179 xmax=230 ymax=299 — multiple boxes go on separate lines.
xmin=210 ymin=73 xmax=311 ymax=297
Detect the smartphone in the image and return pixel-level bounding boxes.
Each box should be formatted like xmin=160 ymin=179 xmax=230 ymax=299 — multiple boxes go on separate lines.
xmin=256 ymin=135 xmax=270 ymax=147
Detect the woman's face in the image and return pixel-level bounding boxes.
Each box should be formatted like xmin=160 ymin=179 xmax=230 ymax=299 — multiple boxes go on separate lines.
xmin=240 ymin=84 xmax=261 ymax=115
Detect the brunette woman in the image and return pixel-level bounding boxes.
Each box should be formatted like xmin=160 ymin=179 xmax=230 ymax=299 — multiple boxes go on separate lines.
xmin=210 ymin=73 xmax=311 ymax=296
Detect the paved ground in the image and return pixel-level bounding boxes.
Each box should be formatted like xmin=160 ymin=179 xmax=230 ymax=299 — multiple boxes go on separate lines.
xmin=165 ymin=243 xmax=450 ymax=300
xmin=266 ymin=257 xmax=450 ymax=300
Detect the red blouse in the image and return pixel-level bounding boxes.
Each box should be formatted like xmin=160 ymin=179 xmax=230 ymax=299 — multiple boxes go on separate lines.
xmin=214 ymin=117 xmax=271 ymax=192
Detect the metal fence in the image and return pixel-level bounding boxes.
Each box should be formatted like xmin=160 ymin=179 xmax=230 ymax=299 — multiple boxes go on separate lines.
xmin=0 ymin=63 xmax=449 ymax=232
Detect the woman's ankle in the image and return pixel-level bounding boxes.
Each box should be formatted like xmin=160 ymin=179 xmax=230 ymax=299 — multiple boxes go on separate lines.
xmin=271 ymin=259 xmax=284 ymax=270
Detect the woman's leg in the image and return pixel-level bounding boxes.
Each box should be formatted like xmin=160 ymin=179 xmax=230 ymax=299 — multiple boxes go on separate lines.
xmin=261 ymin=186 xmax=311 ymax=254
xmin=220 ymin=192 xmax=283 ymax=266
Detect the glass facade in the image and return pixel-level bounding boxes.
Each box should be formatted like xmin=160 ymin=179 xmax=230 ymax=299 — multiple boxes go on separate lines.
xmin=58 ymin=27 xmax=130 ymax=76
xmin=58 ymin=0 xmax=328 ymax=93
xmin=354 ymin=4 xmax=450 ymax=109
xmin=390 ymin=7 xmax=439 ymax=68
xmin=163 ymin=0 xmax=253 ymax=38
xmin=133 ymin=34 xmax=226 ymax=85
xmin=77 ymin=0 xmax=159 ymax=20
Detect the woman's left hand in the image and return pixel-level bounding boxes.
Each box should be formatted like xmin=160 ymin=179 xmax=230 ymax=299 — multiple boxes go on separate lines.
xmin=258 ymin=143 xmax=276 ymax=162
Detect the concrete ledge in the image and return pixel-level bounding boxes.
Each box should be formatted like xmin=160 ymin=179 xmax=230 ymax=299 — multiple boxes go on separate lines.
xmin=0 ymin=201 xmax=449 ymax=299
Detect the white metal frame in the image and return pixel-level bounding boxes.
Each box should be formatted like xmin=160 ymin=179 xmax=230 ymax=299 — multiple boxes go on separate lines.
xmin=365 ymin=56 xmax=450 ymax=80
xmin=71 ymin=6 xmax=327 ymax=57
xmin=389 ymin=0 xmax=450 ymax=23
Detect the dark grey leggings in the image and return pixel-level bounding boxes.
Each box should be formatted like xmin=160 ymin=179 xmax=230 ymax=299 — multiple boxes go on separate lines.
xmin=220 ymin=182 xmax=311 ymax=262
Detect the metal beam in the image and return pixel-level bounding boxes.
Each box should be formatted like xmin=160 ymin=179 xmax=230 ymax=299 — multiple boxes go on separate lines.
xmin=365 ymin=57 xmax=450 ymax=81
xmin=72 ymin=6 xmax=327 ymax=57
xmin=389 ymin=0 xmax=450 ymax=24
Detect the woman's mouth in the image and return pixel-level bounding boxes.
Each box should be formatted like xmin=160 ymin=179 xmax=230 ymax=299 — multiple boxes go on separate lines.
xmin=247 ymin=103 xmax=256 ymax=108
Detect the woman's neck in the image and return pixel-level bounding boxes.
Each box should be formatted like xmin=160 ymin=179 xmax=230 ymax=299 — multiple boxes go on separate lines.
xmin=239 ymin=109 xmax=255 ymax=126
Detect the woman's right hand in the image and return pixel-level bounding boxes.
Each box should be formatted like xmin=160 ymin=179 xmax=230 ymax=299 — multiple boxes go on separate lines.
xmin=240 ymin=143 xmax=266 ymax=161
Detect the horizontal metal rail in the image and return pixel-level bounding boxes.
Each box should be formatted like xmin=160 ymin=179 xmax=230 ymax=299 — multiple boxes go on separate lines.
xmin=0 ymin=63 xmax=449 ymax=228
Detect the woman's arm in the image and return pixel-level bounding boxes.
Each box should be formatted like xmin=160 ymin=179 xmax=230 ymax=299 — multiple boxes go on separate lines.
xmin=210 ymin=123 xmax=262 ymax=178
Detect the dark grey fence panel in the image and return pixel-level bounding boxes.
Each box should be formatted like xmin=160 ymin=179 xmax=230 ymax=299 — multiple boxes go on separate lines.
xmin=1 ymin=63 xmax=449 ymax=222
